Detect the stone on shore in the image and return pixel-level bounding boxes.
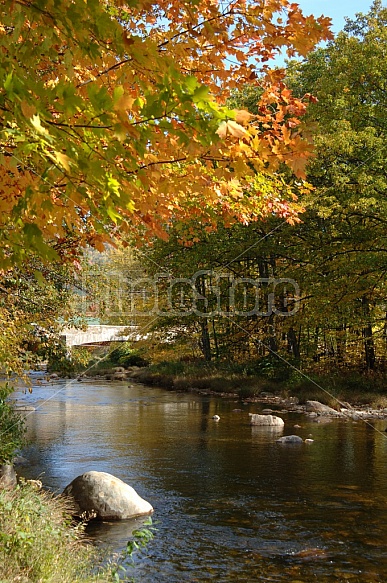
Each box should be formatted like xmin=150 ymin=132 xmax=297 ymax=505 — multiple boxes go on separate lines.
xmin=0 ymin=463 xmax=17 ymax=488
xmin=113 ymin=372 xmax=127 ymax=380
xmin=305 ymin=400 xmax=340 ymax=415
xmin=63 ymin=471 xmax=153 ymax=520
xmin=249 ymin=413 xmax=284 ymax=427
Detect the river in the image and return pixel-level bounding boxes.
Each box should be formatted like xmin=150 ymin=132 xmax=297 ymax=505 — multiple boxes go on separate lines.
xmin=14 ymin=374 xmax=387 ymax=582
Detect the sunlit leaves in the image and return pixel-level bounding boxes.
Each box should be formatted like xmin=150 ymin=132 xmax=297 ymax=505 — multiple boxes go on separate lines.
xmin=0 ymin=0 xmax=332 ymax=267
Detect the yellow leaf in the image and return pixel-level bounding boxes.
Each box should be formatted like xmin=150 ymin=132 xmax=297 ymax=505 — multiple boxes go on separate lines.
xmin=30 ymin=114 xmax=49 ymax=136
xmin=114 ymin=94 xmax=135 ymax=112
xmin=217 ymin=120 xmax=249 ymax=139
xmin=55 ymin=152 xmax=71 ymax=172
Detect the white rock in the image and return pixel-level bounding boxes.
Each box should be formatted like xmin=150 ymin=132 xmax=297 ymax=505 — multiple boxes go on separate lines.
xmin=63 ymin=471 xmax=153 ymax=520
xmin=212 ymin=415 xmax=220 ymax=421
xmin=249 ymin=413 xmax=284 ymax=427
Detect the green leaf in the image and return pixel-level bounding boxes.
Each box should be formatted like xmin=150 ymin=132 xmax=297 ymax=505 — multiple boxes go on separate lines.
xmin=192 ymin=85 xmax=211 ymax=103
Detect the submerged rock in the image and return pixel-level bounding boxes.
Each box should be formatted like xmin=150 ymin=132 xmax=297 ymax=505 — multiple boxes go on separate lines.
xmin=63 ymin=471 xmax=153 ymax=520
xmin=276 ymin=435 xmax=303 ymax=444
xmin=312 ymin=416 xmax=332 ymax=424
xmin=249 ymin=413 xmax=284 ymax=427
xmin=290 ymin=547 xmax=328 ymax=560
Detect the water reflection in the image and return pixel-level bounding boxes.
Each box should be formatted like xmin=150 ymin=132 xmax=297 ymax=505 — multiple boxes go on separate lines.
xmin=14 ymin=377 xmax=387 ymax=582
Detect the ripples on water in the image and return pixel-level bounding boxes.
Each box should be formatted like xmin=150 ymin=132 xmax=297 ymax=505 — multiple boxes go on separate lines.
xmin=14 ymin=375 xmax=387 ymax=582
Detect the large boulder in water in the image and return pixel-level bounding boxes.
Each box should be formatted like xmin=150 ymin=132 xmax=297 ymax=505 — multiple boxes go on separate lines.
xmin=63 ymin=471 xmax=153 ymax=520
xmin=249 ymin=413 xmax=284 ymax=427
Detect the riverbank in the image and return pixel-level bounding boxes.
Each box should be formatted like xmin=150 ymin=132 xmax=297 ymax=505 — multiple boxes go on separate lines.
xmin=78 ymin=358 xmax=387 ymax=419
xmin=0 ymin=481 xmax=105 ymax=583
xmin=131 ymin=363 xmax=387 ymax=420
xmin=0 ymin=478 xmax=154 ymax=583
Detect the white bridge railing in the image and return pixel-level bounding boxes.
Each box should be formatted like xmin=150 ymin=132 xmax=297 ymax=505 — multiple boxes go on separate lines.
xmin=61 ymin=325 xmax=140 ymax=347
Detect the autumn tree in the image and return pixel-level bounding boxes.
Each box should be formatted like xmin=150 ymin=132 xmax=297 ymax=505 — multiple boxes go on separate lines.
xmin=139 ymin=1 xmax=387 ymax=374
xmin=0 ymin=0 xmax=332 ymax=268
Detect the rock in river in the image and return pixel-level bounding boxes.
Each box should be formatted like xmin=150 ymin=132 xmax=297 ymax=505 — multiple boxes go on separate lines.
xmin=305 ymin=400 xmax=340 ymax=416
xmin=63 ymin=471 xmax=153 ymax=520
xmin=276 ymin=435 xmax=303 ymax=444
xmin=249 ymin=413 xmax=284 ymax=427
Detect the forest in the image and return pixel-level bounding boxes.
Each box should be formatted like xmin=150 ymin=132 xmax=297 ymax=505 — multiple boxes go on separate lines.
xmin=1 ymin=1 xmax=385 ymax=385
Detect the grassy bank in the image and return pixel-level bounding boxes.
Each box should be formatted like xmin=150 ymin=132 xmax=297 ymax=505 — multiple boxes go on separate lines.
xmin=0 ymin=481 xmax=153 ymax=583
xmin=132 ymin=359 xmax=387 ymax=410
xmin=0 ymin=482 xmax=104 ymax=583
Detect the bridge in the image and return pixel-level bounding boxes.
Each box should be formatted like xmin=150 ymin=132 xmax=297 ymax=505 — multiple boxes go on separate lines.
xmin=61 ymin=325 xmax=141 ymax=347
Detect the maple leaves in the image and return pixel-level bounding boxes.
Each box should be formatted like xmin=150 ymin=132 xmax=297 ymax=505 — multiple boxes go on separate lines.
xmin=0 ymin=0 xmax=332 ymax=267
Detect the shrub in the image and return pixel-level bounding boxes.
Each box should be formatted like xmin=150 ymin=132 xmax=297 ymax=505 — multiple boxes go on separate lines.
xmin=0 ymin=482 xmax=155 ymax=583
xmin=47 ymin=344 xmax=91 ymax=374
xmin=243 ymin=355 xmax=292 ymax=382
xmin=0 ymin=483 xmax=100 ymax=582
xmin=109 ymin=344 xmax=149 ymax=368
xmin=0 ymin=383 xmax=26 ymax=464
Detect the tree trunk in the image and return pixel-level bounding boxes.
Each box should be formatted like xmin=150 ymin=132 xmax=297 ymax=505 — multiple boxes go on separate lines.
xmin=212 ymin=318 xmax=220 ymax=359
xmin=266 ymin=313 xmax=278 ymax=353
xmin=196 ymin=274 xmax=212 ymax=361
xmin=287 ymin=327 xmax=300 ymax=360
xmin=199 ymin=320 xmax=212 ymax=361
xmin=362 ymin=296 xmax=376 ymax=370
xmin=335 ymin=322 xmax=346 ymax=364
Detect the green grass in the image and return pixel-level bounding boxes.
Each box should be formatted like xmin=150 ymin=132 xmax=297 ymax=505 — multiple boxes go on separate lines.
xmin=286 ymin=371 xmax=387 ymax=409
xmin=0 ymin=481 xmax=155 ymax=583
xmin=133 ymin=359 xmax=387 ymax=409
xmin=0 ymin=482 xmax=105 ymax=582
xmin=0 ymin=383 xmax=26 ymax=464
xmin=133 ymin=359 xmax=278 ymax=396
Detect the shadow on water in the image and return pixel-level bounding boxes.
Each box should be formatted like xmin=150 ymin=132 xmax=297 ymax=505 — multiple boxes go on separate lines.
xmin=14 ymin=376 xmax=387 ymax=582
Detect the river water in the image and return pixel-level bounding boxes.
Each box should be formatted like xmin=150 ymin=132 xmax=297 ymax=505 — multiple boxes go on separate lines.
xmin=14 ymin=375 xmax=387 ymax=582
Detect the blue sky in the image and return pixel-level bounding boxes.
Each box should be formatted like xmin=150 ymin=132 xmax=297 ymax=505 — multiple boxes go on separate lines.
xmin=296 ymin=0 xmax=377 ymax=33
xmin=271 ymin=1 xmax=380 ymax=65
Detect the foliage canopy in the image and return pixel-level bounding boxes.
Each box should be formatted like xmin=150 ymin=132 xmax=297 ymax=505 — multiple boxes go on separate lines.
xmin=136 ymin=1 xmax=387 ymax=372
xmin=0 ymin=0 xmax=331 ymax=267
